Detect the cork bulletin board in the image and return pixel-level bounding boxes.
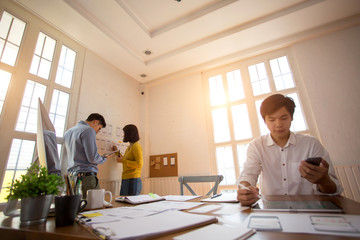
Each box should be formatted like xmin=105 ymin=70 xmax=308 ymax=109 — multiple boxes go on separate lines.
xmin=150 ymin=153 xmax=178 ymax=177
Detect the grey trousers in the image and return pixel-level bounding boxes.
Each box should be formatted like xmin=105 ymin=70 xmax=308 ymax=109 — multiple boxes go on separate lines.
xmin=81 ymin=175 xmax=99 ymax=199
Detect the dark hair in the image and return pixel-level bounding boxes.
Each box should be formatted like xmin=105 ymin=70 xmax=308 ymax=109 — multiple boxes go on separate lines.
xmin=123 ymin=124 xmax=140 ymax=143
xmin=260 ymin=94 xmax=295 ymax=121
xmin=86 ymin=113 xmax=106 ymax=128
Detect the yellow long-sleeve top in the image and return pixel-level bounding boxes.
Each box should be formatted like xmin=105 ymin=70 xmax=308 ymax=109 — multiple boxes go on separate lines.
xmin=121 ymin=141 xmax=143 ymax=179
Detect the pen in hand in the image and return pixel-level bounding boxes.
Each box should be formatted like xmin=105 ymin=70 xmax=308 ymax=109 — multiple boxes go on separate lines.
xmin=210 ymin=193 xmax=222 ymax=199
xmin=238 ymin=183 xmax=263 ymax=200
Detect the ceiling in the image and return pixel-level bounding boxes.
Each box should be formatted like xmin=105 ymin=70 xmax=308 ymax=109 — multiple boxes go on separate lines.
xmin=13 ymin=0 xmax=360 ymax=83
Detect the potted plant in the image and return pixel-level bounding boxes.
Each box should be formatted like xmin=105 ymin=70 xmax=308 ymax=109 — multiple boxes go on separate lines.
xmin=6 ymin=162 xmax=64 ymax=225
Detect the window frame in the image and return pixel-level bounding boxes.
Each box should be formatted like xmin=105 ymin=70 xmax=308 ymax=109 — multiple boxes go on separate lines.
xmin=0 ymin=1 xmax=85 ymax=203
xmin=202 ymin=48 xmax=319 ymax=190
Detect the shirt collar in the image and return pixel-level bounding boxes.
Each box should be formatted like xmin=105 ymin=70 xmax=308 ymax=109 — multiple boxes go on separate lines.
xmin=266 ymin=131 xmax=296 ymax=148
xmin=79 ymin=120 xmax=88 ymax=126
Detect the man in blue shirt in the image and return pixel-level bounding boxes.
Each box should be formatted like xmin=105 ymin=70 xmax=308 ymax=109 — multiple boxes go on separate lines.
xmin=65 ymin=113 xmax=114 ymax=198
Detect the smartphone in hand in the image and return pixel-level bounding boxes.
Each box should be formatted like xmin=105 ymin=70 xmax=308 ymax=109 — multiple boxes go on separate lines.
xmin=305 ymin=157 xmax=322 ymax=166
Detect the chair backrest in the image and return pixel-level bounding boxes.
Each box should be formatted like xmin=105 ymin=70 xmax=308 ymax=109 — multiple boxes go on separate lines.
xmin=178 ymin=175 xmax=224 ymax=196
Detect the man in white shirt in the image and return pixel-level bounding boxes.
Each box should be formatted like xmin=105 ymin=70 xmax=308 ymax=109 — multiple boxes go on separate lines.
xmin=237 ymin=94 xmax=342 ymax=206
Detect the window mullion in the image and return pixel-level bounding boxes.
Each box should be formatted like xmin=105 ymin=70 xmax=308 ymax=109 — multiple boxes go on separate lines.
xmin=241 ymin=64 xmax=261 ymax=138
xmin=43 ymin=39 xmax=62 ymax=111
xmin=265 ymin=59 xmax=277 ymax=93
xmin=232 ymin=144 xmax=240 ymax=183
xmin=222 ymin=73 xmax=235 ymax=142
xmin=224 ymin=70 xmax=242 ymax=185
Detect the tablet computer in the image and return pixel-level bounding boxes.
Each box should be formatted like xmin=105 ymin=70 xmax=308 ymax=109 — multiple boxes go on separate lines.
xmin=252 ymin=200 xmax=343 ymax=213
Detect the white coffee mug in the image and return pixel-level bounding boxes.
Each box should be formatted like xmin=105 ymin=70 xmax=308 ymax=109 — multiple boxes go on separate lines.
xmin=85 ymin=189 xmax=112 ymax=210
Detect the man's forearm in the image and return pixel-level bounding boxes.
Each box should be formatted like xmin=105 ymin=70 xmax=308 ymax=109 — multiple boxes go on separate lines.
xmin=318 ymin=175 xmax=337 ymax=194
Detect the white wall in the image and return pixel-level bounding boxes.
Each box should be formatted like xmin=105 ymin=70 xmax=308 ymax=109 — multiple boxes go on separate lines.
xmin=75 ymin=51 xmax=143 ymax=181
xmin=292 ymin=25 xmax=360 ymax=165
xmin=145 ymin=25 xmax=360 ymax=177
xmin=145 ymin=74 xmax=212 ymax=177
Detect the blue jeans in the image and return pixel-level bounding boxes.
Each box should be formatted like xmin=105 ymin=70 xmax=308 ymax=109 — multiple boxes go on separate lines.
xmin=120 ymin=178 xmax=142 ymax=196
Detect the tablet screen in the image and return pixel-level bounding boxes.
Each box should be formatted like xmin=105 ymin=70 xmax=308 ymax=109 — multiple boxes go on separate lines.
xmin=253 ymin=200 xmax=343 ymax=213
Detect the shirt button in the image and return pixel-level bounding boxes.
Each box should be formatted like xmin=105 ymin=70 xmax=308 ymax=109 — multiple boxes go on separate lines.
xmin=282 ymin=163 xmax=285 ymax=166
xmin=281 ymin=149 xmax=284 ymax=151
xmin=284 ymin=178 xmax=286 ymax=181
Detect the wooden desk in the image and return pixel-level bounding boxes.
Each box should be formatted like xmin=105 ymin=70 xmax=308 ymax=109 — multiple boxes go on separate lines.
xmin=1 ymin=195 xmax=359 ymax=240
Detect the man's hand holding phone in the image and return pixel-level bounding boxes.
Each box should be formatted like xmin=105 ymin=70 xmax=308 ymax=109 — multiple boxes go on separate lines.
xmin=305 ymin=157 xmax=322 ymax=166
xmin=299 ymin=156 xmax=337 ymax=194
xmin=299 ymin=157 xmax=329 ymax=183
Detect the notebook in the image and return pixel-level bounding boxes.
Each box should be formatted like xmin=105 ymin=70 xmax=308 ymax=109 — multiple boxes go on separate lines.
xmin=115 ymin=193 xmax=165 ymax=205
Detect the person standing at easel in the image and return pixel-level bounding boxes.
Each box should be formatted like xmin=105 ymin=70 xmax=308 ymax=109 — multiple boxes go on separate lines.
xmin=114 ymin=124 xmax=143 ymax=196
xmin=65 ymin=113 xmax=115 ymax=198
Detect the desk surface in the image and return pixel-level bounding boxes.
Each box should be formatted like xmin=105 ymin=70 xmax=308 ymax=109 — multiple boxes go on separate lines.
xmin=1 ymin=195 xmax=359 ymax=240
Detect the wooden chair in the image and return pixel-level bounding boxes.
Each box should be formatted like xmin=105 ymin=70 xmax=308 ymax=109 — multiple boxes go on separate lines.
xmin=178 ymin=175 xmax=224 ymax=196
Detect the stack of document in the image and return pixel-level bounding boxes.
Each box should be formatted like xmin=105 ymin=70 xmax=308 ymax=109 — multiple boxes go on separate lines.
xmin=88 ymin=210 xmax=217 ymax=239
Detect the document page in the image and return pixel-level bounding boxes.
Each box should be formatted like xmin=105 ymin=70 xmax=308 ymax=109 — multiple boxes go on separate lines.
xmin=201 ymin=192 xmax=239 ymax=203
xmin=244 ymin=212 xmax=360 ymax=237
xmin=310 ymin=216 xmax=359 ymax=233
xmin=174 ymin=223 xmax=255 ymax=240
xmin=90 ymin=210 xmax=217 ymax=240
xmin=163 ymin=195 xmax=201 ymax=201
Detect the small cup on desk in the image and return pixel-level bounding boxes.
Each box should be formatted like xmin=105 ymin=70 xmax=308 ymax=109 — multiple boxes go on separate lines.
xmin=55 ymin=194 xmax=87 ymax=227
xmin=85 ymin=189 xmax=112 ymax=210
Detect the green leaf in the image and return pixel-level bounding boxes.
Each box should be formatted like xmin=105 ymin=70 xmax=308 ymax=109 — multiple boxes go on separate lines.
xmin=6 ymin=162 xmax=64 ymax=200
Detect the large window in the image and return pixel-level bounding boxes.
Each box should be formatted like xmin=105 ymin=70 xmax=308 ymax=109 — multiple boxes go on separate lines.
xmin=204 ymin=51 xmax=311 ymax=187
xmin=0 ymin=2 xmax=83 ymax=203
xmin=0 ymin=10 xmax=26 ymax=66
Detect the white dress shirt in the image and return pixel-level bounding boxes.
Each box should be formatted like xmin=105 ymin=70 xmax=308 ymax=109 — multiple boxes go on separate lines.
xmin=239 ymin=132 xmax=342 ymax=195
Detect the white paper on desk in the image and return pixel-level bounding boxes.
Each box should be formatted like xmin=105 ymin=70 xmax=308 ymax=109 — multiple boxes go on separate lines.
xmin=213 ymin=205 xmax=249 ymax=215
xmin=132 ymin=201 xmax=204 ymax=212
xmin=310 ymin=216 xmax=359 ymax=233
xmin=189 ymin=204 xmax=221 ymax=213
xmin=164 ymin=195 xmax=201 ymax=201
xmin=244 ymin=212 xmax=360 ymax=237
xmin=174 ymin=224 xmax=255 ymax=240
xmin=91 ymin=210 xmax=217 ymax=240
xmin=201 ymin=193 xmax=239 ymax=203
xmin=81 ymin=206 xmax=159 ymax=222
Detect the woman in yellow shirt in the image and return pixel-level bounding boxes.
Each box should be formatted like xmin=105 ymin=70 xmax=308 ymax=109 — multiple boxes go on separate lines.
xmin=116 ymin=124 xmax=143 ymax=195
